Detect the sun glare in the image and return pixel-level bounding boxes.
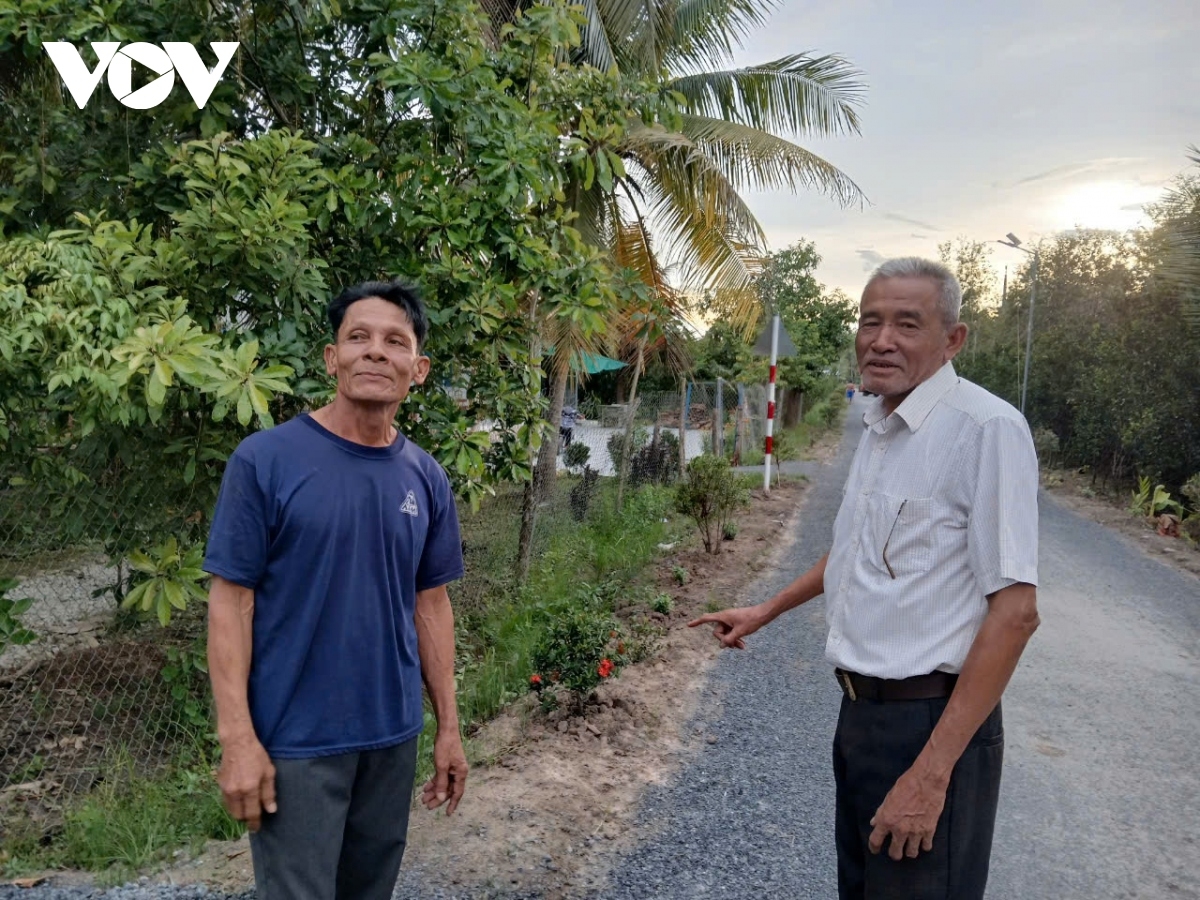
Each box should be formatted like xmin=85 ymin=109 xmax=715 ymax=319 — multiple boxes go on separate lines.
xmin=1050 ymin=180 xmax=1161 ymax=232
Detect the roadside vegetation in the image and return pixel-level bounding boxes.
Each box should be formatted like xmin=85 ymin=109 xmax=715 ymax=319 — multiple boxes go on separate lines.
xmin=938 ymin=150 xmax=1200 ymax=547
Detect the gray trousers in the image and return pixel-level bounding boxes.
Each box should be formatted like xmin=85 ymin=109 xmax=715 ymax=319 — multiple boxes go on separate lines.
xmin=249 ymin=738 xmax=419 ymax=900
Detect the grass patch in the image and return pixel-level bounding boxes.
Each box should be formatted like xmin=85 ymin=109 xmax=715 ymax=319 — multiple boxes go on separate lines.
xmin=1 ymin=744 xmax=241 ymax=883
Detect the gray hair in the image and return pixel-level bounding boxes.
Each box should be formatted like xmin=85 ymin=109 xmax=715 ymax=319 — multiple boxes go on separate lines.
xmin=864 ymin=257 xmax=962 ymax=326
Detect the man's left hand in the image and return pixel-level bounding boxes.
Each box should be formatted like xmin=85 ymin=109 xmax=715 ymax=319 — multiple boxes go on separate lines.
xmin=422 ymin=729 xmax=468 ymax=816
xmin=868 ymin=766 xmax=948 ymax=860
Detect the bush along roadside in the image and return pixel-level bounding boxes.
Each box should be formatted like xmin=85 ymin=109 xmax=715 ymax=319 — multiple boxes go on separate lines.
xmin=414 ymin=481 xmax=683 ymax=789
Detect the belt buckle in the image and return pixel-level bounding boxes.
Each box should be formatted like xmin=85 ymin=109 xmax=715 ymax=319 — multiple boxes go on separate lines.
xmin=839 ymin=670 xmax=858 ymax=701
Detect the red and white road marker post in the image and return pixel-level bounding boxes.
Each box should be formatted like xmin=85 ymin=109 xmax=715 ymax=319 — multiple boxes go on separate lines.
xmin=763 ymin=312 xmax=780 ymax=493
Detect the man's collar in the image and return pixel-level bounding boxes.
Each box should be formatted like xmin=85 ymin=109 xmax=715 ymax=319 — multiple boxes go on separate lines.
xmin=862 ymin=362 xmax=959 ymax=432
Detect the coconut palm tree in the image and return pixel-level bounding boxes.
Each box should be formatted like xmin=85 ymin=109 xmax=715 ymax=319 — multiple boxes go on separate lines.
xmin=522 ymin=0 xmax=865 ymax=507
xmin=559 ymin=0 xmax=866 ymax=319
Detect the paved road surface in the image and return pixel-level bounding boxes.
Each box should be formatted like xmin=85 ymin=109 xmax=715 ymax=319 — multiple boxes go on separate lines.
xmin=591 ymin=395 xmax=1200 ymax=899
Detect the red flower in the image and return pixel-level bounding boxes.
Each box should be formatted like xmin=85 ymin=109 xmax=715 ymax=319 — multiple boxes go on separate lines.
xmin=597 ymin=658 xmax=615 ymax=678
xmin=530 ymin=673 xmax=542 ymax=686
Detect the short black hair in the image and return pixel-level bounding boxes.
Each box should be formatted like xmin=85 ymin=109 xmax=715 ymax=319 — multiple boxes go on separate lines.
xmin=327 ymin=280 xmax=429 ymax=351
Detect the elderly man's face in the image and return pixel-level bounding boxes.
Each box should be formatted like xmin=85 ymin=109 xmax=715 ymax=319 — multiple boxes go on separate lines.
xmin=323 ymin=296 xmax=430 ymax=407
xmin=855 ymin=276 xmax=967 ymax=414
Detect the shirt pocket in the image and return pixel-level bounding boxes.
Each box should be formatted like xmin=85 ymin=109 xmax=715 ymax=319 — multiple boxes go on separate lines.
xmin=867 ymin=492 xmax=933 ymax=579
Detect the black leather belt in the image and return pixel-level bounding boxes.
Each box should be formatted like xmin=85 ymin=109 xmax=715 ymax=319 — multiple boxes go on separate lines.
xmin=835 ymin=668 xmax=958 ymax=702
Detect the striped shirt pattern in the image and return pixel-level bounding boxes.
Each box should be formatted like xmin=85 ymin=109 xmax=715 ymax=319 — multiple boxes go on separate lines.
xmin=824 ymin=362 xmax=1039 ymax=679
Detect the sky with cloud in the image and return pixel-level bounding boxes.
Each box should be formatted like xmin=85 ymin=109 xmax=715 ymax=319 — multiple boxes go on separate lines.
xmin=728 ymin=0 xmax=1198 ymax=298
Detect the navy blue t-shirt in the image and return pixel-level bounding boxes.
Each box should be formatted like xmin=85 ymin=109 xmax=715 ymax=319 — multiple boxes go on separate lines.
xmin=203 ymin=414 xmax=463 ymax=758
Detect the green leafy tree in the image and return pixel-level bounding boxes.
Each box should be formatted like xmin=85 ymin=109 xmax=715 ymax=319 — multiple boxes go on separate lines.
xmin=0 ymin=0 xmax=647 ymax=616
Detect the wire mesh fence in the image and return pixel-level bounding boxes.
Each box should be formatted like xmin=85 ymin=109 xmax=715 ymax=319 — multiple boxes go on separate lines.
xmin=0 ymin=380 xmax=771 ymax=814
xmin=565 ymin=382 xmax=769 ymax=478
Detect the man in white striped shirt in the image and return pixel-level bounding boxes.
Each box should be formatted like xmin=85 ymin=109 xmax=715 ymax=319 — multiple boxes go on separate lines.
xmin=692 ymin=257 xmax=1040 ymax=900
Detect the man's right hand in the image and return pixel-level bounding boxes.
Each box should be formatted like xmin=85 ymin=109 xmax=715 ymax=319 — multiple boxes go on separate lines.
xmin=687 ymin=605 xmax=765 ymax=650
xmin=216 ymin=734 xmax=277 ymax=832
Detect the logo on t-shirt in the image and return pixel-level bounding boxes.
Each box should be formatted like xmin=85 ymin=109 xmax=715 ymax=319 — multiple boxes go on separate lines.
xmin=400 ymin=490 xmax=419 ymax=517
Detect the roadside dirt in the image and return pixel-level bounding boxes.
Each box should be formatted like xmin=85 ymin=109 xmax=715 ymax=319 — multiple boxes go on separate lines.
xmin=154 ymin=462 xmax=829 ymax=896
xmin=1040 ymin=469 xmax=1200 ymax=581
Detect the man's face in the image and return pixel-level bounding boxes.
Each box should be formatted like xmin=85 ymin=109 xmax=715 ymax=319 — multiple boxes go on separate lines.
xmin=855 ymin=276 xmax=967 ymax=412
xmin=323 ymin=296 xmax=430 ymax=407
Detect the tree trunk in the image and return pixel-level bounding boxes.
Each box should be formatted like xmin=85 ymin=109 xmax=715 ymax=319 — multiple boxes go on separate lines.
xmin=781 ymin=387 xmax=803 ymax=428
xmin=535 ymin=365 xmax=569 ymax=501
xmin=515 ymin=294 xmax=542 ymax=584
xmin=616 ymin=338 xmax=646 ymax=509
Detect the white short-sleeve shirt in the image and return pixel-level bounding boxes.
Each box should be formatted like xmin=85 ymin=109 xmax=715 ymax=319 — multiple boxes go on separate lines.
xmin=823 ymin=362 xmax=1039 ymax=679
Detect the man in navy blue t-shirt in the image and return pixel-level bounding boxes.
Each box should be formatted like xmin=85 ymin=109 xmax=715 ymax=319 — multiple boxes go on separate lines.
xmin=204 ymin=280 xmax=466 ymax=900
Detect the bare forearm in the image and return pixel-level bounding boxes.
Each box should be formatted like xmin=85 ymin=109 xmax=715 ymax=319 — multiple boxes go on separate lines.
xmin=916 ymin=583 xmax=1039 ymax=785
xmin=206 ymin=577 xmax=257 ymax=745
xmin=756 ymin=553 xmax=829 ymax=626
xmin=415 ymin=586 xmax=459 ymax=736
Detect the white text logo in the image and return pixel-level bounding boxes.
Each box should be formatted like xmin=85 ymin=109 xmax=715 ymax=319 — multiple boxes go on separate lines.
xmin=43 ymin=41 xmax=239 ymax=110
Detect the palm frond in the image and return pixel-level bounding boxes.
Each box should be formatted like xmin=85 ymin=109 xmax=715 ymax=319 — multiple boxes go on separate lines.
xmin=576 ymin=0 xmax=619 ymax=71
xmin=678 ymin=113 xmax=864 ymax=205
xmin=596 ymin=0 xmax=673 ymax=73
xmin=668 ymin=53 xmax=865 ymax=137
xmin=621 ymin=121 xmax=766 ymax=249
xmin=1156 ymin=145 xmax=1200 ymax=330
xmin=665 ymin=0 xmax=777 ymax=72
xmin=613 ymin=215 xmax=673 ymax=298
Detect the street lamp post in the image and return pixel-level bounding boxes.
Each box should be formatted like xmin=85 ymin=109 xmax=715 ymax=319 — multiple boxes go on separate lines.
xmin=997 ymin=233 xmax=1039 ymax=417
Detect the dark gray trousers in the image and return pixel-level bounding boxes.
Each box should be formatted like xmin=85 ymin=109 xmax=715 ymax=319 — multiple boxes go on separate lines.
xmin=833 ymin=696 xmax=1004 ymax=900
xmin=249 ymin=737 xmax=419 ymax=900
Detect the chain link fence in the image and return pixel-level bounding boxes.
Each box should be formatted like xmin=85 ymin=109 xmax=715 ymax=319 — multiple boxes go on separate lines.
xmin=0 ymin=382 xmax=771 ymax=831
xmin=566 ymin=381 xmax=769 ymax=477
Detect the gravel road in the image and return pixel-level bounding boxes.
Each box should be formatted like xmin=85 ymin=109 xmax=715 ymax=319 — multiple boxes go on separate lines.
xmin=6 ymin=395 xmax=1199 ymax=900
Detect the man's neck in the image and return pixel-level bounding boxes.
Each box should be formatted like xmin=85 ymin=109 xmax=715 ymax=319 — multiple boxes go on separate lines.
xmin=311 ymin=399 xmax=399 ymax=447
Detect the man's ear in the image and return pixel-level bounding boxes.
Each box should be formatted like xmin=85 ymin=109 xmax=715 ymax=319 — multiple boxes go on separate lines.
xmin=323 ymin=343 xmax=337 ymax=376
xmin=945 ymin=322 xmax=969 ymax=361
xmin=412 ymin=355 xmax=431 ymax=386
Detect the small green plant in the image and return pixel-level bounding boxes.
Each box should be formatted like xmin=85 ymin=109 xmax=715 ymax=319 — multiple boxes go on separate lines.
xmin=1129 ymin=475 xmax=1183 ymax=518
xmin=563 ymin=441 xmax=591 ymax=473
xmin=0 ymin=577 xmax=36 ymax=658
xmin=821 ymin=397 xmax=843 ymax=426
xmin=804 ymin=401 xmax=830 ymax=427
xmin=1182 ymin=473 xmax=1200 ymax=515
xmin=722 ymin=521 xmax=738 ymax=541
xmin=675 ymin=455 xmax=748 ymax=554
xmin=703 ymin=596 xmax=724 ymax=613
xmin=161 ymin=641 xmax=213 ymax=738
xmin=530 ymin=588 xmax=626 ymax=709
xmin=650 ymin=593 xmax=673 ymax=615
xmin=607 ymin=426 xmax=649 ymax=475
xmin=771 ymin=429 xmax=797 ymax=464
xmin=672 ymin=565 xmax=688 ymax=586
xmin=122 ymin=536 xmax=209 ymax=626
xmin=569 ymin=465 xmax=600 ymax=521
xmin=624 ymin=618 xmax=665 ymax=663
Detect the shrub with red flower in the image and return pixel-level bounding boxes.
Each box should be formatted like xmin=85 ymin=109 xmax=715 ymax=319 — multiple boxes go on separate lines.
xmin=530 ymin=593 xmax=626 ymax=710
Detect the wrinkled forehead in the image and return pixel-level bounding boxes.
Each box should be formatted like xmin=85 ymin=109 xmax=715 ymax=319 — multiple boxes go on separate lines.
xmin=338 ymin=296 xmax=417 ymax=337
xmin=859 ymin=276 xmax=941 ymax=316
